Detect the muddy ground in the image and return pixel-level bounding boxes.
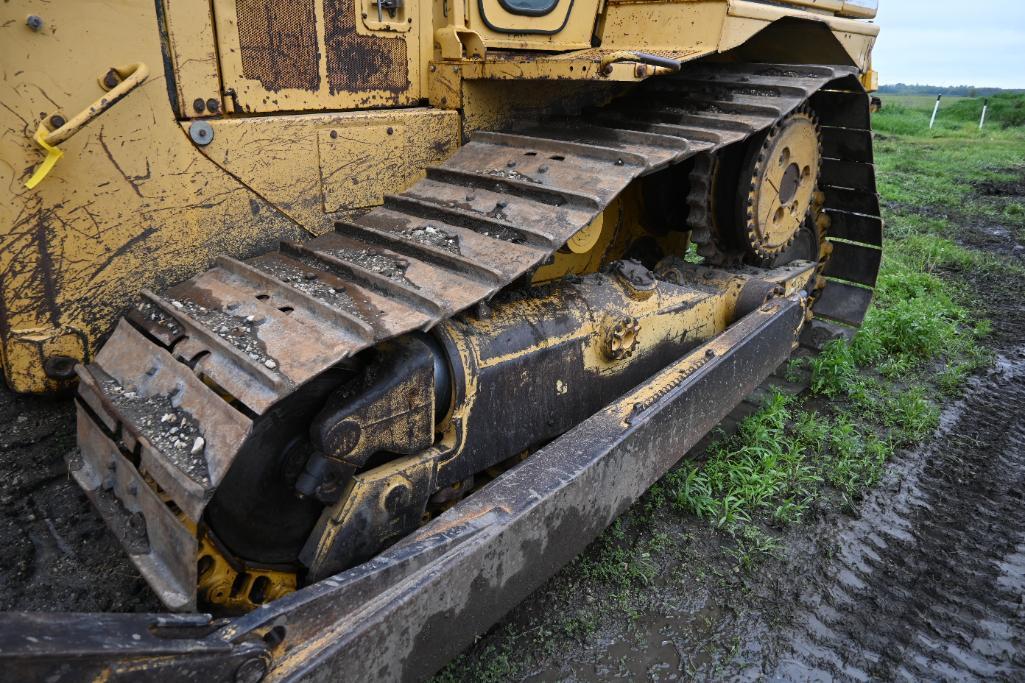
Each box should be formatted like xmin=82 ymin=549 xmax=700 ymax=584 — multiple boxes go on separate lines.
xmin=0 ymin=391 xmax=161 ymax=612
xmin=1 ymin=177 xmax=1023 ymax=681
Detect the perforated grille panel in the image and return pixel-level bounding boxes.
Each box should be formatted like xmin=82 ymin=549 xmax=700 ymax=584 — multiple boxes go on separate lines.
xmin=237 ymin=0 xmax=320 ymax=92
xmin=323 ymin=0 xmax=408 ymax=97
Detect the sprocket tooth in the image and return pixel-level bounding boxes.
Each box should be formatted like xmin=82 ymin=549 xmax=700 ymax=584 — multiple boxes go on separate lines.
xmin=686 ymin=152 xmax=742 ymax=264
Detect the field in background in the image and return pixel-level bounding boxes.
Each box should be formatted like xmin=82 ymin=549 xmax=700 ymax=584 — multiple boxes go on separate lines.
xmin=880 ymin=92 xmax=1025 ymax=130
xmin=886 ymin=94 xmax=966 ymax=110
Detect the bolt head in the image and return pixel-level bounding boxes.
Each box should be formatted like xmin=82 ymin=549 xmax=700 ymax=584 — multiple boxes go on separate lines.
xmin=102 ymin=69 xmax=121 ymax=89
xmin=385 ymin=484 xmax=410 ymax=513
xmin=189 ymin=121 xmax=215 ymax=146
xmin=43 ymin=355 xmax=78 ymax=380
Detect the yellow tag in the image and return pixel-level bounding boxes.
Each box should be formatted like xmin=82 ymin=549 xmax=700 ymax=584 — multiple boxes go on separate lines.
xmin=24 ymin=125 xmax=64 ymax=189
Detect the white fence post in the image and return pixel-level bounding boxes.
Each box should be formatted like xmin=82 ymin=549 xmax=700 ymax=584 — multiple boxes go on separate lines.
xmin=979 ymin=99 xmax=989 ymax=129
xmin=930 ymin=94 xmax=942 ymax=129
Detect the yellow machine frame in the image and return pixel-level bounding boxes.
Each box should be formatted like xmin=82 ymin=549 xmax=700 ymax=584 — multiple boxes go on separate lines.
xmin=1 ymin=0 xmax=877 ymax=393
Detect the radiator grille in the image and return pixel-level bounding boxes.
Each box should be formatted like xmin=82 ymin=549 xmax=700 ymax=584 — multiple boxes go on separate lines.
xmin=323 ymin=0 xmax=408 ymax=97
xmin=237 ymin=0 xmax=320 ymax=92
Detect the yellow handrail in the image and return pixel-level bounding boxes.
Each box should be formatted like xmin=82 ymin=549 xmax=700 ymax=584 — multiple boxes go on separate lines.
xmin=25 ymin=62 xmax=149 ymax=189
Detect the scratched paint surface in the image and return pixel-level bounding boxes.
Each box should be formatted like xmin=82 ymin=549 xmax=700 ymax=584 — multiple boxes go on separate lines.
xmin=211 ymin=0 xmax=422 ymax=113
xmin=0 ymin=2 xmax=457 ymax=394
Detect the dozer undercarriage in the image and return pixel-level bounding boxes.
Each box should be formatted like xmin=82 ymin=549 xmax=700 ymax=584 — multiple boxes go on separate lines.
xmin=1 ymin=59 xmax=881 ymax=680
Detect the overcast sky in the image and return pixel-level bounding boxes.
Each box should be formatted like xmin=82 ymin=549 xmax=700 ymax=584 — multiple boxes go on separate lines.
xmin=873 ymin=0 xmax=1025 ymax=88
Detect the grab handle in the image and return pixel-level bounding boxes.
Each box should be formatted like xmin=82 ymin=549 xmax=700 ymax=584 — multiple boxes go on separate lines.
xmin=25 ymin=62 xmax=149 ymax=189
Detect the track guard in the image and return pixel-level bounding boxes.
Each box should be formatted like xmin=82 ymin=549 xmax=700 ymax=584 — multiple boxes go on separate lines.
xmin=0 ymin=295 xmax=804 ymax=682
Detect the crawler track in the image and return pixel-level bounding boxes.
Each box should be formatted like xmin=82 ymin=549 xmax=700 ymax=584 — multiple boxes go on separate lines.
xmin=72 ymin=63 xmax=882 ymax=610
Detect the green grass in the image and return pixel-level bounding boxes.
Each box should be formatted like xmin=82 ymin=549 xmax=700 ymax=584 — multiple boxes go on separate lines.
xmin=667 ymin=391 xmax=821 ymax=529
xmin=640 ymin=94 xmax=1022 ymax=569
xmin=808 ymin=257 xmax=989 ymax=394
xmin=871 ymin=94 xmax=1025 ymax=237
xmin=884 ymin=94 xmax=967 ymax=110
xmin=665 ymin=380 xmax=933 ymax=540
xmin=877 ymin=93 xmax=1025 ymax=132
xmin=439 ymin=89 xmax=1025 ymax=683
xmin=946 ymin=93 xmax=1025 ymax=128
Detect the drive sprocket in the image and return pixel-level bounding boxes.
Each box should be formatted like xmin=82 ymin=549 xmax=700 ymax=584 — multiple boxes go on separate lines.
xmin=689 ymin=106 xmax=824 ymax=266
xmin=740 ymin=105 xmax=823 ymax=262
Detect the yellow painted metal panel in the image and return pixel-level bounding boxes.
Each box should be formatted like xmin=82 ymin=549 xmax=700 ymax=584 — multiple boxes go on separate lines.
xmin=191 ymin=109 xmax=460 ymax=231
xmin=163 ymin=0 xmax=223 ymax=117
xmin=321 ymin=125 xmax=405 ymax=211
xmin=474 ymin=0 xmax=591 ymax=36
xmin=212 ymin=0 xmax=422 ymax=113
xmin=1 ymin=0 xmax=880 ymax=394
xmin=598 ymin=0 xmax=728 ymax=52
xmin=0 ymin=3 xmax=457 ymax=393
xmin=448 ymin=0 xmax=602 ymax=50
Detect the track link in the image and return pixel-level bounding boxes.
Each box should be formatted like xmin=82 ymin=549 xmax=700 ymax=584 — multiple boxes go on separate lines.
xmin=72 ymin=63 xmax=883 ymax=609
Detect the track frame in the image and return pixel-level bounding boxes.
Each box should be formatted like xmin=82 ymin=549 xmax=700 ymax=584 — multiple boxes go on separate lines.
xmin=0 ymin=295 xmax=805 ymax=682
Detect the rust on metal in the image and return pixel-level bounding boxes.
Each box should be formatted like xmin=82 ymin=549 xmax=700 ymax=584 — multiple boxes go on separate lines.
xmin=0 ymin=297 xmax=806 ymax=681
xmin=6 ymin=63 xmax=880 ymax=683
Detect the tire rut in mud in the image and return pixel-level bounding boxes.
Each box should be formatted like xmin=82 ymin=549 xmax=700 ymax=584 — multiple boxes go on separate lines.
xmin=774 ymin=350 xmax=1025 ymax=681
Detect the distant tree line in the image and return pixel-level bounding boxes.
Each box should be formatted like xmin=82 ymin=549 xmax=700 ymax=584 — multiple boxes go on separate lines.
xmin=879 ymin=84 xmax=1025 ymax=97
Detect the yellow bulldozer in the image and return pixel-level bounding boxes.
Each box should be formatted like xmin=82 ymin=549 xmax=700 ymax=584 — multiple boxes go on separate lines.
xmin=1 ymin=0 xmax=881 ymax=679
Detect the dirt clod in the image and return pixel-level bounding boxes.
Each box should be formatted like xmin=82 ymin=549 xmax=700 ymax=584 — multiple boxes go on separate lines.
xmin=487 ymin=168 xmax=542 ymax=184
xmin=328 ymin=247 xmax=414 ymax=284
xmin=973 ymin=177 xmax=1025 ymax=197
xmin=401 ymin=225 xmax=461 ymax=254
xmin=171 ymin=299 xmax=279 ymax=371
xmin=253 ymin=259 xmax=368 ymax=321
